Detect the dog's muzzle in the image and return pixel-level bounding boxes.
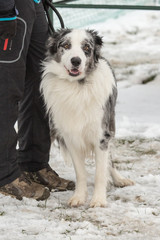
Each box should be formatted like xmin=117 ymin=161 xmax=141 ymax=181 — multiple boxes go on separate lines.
xmin=69 ymin=57 xmax=82 ymax=77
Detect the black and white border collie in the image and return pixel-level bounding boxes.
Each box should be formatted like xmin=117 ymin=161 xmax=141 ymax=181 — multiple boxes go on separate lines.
xmin=41 ymin=29 xmax=133 ymax=208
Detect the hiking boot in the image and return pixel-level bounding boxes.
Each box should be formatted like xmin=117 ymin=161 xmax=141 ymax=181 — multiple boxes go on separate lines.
xmin=28 ymin=166 xmax=75 ymax=191
xmin=0 ymin=172 xmax=50 ymax=201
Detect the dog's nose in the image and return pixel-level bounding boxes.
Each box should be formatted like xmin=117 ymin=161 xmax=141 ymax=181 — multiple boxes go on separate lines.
xmin=71 ymin=57 xmax=81 ymax=67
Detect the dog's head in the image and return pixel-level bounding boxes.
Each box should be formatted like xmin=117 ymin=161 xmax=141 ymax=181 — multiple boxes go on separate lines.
xmin=46 ymin=29 xmax=103 ymax=81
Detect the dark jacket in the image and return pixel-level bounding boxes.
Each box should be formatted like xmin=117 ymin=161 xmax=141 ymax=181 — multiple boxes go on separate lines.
xmin=0 ymin=0 xmax=41 ymax=19
xmin=0 ymin=0 xmax=16 ymax=19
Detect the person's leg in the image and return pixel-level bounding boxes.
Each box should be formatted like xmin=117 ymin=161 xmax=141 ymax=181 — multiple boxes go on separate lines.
xmin=0 ymin=0 xmax=35 ymax=187
xmin=0 ymin=63 xmax=24 ymax=187
xmin=18 ymin=1 xmax=51 ymax=172
xmin=0 ymin=0 xmax=50 ymax=200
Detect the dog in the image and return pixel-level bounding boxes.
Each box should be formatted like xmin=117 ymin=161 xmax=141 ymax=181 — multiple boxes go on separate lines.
xmin=40 ymin=29 xmax=134 ymax=207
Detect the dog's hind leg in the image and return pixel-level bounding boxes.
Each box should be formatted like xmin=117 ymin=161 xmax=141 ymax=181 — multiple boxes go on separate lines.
xmin=111 ymin=167 xmax=134 ymax=187
xmin=67 ymin=144 xmax=88 ymax=207
xmin=109 ymin=138 xmax=134 ymax=187
xmin=90 ymin=147 xmax=109 ymax=208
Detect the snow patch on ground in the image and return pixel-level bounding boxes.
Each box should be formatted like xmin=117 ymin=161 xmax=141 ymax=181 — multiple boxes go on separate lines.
xmin=1 ymin=139 xmax=160 ymax=240
xmin=116 ymin=75 xmax=160 ymax=138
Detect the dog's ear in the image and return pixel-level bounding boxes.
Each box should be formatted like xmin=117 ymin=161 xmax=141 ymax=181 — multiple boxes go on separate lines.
xmin=46 ymin=32 xmax=59 ymax=55
xmin=94 ymin=32 xmax=103 ymax=63
xmin=94 ymin=33 xmax=103 ymax=47
xmin=87 ymin=30 xmax=103 ymax=63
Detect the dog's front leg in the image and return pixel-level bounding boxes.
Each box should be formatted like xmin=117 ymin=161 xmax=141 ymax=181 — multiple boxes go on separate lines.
xmin=67 ymin=145 xmax=87 ymax=207
xmin=90 ymin=148 xmax=109 ymax=208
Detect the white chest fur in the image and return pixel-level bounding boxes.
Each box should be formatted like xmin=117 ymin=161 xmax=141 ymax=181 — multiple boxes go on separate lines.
xmin=41 ymin=59 xmax=115 ymax=148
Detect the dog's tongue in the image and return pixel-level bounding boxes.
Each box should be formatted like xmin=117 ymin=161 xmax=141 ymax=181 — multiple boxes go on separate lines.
xmin=71 ymin=69 xmax=79 ymax=74
xmin=70 ymin=69 xmax=80 ymax=76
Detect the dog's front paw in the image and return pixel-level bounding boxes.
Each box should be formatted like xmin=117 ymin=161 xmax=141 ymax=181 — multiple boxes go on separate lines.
xmin=68 ymin=194 xmax=86 ymax=207
xmin=90 ymin=196 xmax=107 ymax=208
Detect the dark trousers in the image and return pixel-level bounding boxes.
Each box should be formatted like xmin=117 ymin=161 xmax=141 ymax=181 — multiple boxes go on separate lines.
xmin=0 ymin=0 xmax=51 ymax=187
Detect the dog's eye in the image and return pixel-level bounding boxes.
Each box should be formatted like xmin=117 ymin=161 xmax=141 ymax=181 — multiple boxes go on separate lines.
xmin=63 ymin=44 xmax=70 ymax=50
xmin=83 ymin=44 xmax=90 ymax=52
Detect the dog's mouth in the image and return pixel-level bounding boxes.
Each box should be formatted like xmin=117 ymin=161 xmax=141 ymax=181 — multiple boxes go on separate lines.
xmin=65 ymin=66 xmax=81 ymax=77
xmin=69 ymin=68 xmax=80 ymax=77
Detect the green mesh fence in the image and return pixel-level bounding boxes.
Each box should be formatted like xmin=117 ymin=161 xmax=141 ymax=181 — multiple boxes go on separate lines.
xmin=52 ymin=0 xmax=160 ymax=29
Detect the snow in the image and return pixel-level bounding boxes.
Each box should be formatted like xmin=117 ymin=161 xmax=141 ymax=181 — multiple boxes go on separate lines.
xmin=116 ymin=76 xmax=160 ymax=138
xmin=0 ymin=10 xmax=160 ymax=240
